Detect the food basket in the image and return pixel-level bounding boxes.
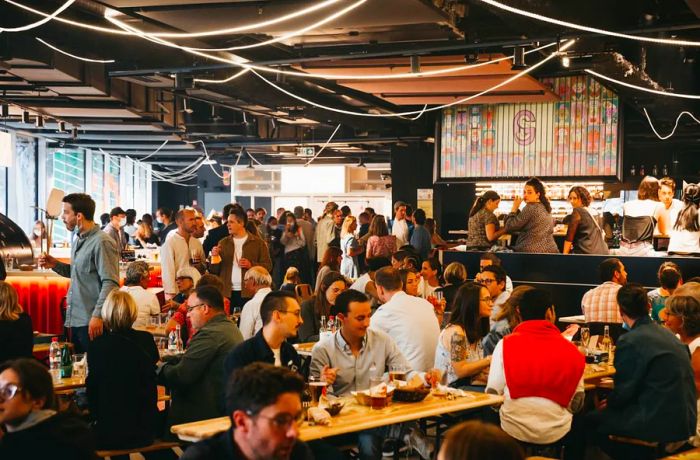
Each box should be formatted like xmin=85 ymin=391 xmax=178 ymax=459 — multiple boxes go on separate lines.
xmin=392 ymin=386 xmax=430 ymax=403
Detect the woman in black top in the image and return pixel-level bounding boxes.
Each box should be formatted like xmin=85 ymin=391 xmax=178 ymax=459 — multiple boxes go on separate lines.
xmin=0 ymin=358 xmax=96 ymax=460
xmin=0 ymin=281 xmax=33 ymax=365
xmin=297 ymin=271 xmax=347 ymax=343
xmin=87 ymin=290 xmax=159 ymax=450
xmin=563 ymin=186 xmax=609 ymax=255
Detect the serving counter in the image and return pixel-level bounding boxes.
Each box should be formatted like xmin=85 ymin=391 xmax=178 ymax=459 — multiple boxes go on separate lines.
xmin=440 ymin=250 xmax=700 ymax=318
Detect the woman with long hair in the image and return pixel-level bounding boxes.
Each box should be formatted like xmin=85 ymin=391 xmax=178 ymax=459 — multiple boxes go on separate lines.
xmin=434 ymin=282 xmax=493 ymax=389
xmin=340 ymin=215 xmax=362 ymax=279
xmin=648 ymin=261 xmax=682 ymax=322
xmin=663 ymin=295 xmax=700 ymax=446
xmin=504 ymin=177 xmax=559 ymax=253
xmin=298 ymin=271 xmax=347 ymax=342
xmin=399 ymin=267 xmax=420 ymax=297
xmin=620 ymin=176 xmax=669 ymax=256
xmin=563 ymin=186 xmax=608 ymax=255
xmin=280 ymin=212 xmax=310 ymax=284
xmin=467 ymin=190 xmax=505 ymax=250
xmin=425 ymin=218 xmax=448 ymax=248
xmin=365 ymin=215 xmax=397 ymax=260
xmin=315 ymin=246 xmax=343 ymax=293
xmin=28 ymin=220 xmax=46 ymax=250
xmin=133 ymin=213 xmax=158 ymax=247
xmin=0 ymin=281 xmax=33 ymax=364
xmin=88 ymin=290 xmax=158 ymax=450
xmin=482 ymin=285 xmax=534 ymax=356
xmin=668 ymin=183 xmax=700 ymax=255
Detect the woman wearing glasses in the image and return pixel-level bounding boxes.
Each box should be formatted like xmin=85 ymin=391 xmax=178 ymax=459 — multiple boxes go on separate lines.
xmin=433 ymin=282 xmax=493 ymax=391
xmin=0 ymin=358 xmax=96 ymax=459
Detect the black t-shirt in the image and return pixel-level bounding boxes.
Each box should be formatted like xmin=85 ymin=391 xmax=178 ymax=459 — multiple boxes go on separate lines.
xmin=0 ymin=312 xmax=33 ymax=364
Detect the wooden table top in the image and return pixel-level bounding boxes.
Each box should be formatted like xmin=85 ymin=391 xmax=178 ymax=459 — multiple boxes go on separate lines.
xmin=584 ymin=363 xmax=616 ymax=381
xmin=294 ymin=342 xmax=315 ymax=357
xmin=662 ymin=447 xmax=700 ymax=459
xmin=134 ymin=325 xmax=169 ymax=337
xmin=171 ymin=391 xmax=503 ymax=443
xmin=54 ymin=376 xmax=86 ymax=392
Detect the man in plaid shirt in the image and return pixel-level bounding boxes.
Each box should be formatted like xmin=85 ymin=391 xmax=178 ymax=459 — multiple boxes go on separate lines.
xmin=581 ymin=258 xmax=628 ymax=323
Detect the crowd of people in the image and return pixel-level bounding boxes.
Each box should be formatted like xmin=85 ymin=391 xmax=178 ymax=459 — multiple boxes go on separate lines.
xmin=466 ymin=176 xmax=700 ymax=256
xmin=1 ymin=190 xmax=700 ymax=460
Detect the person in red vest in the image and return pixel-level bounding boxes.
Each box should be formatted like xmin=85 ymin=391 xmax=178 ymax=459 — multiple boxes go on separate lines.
xmin=486 ymin=288 xmax=585 ymax=457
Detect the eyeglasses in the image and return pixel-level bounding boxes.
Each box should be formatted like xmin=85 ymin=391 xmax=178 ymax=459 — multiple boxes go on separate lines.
xmin=480 ymin=296 xmax=494 ymax=303
xmin=246 ymin=410 xmax=304 ymax=430
xmin=0 ymin=383 xmax=21 ymax=402
xmin=187 ymin=303 xmax=206 ymax=312
xmin=480 ymin=278 xmax=496 ymax=285
xmin=279 ymin=309 xmax=302 ymax=318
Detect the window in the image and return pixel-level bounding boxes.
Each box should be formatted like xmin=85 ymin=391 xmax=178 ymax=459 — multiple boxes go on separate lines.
xmin=7 ymin=136 xmax=37 ymax=233
xmin=105 ymin=154 xmax=120 ymax=209
xmin=91 ymin=152 xmax=105 ymax=215
xmin=47 ymin=149 xmax=85 ymax=243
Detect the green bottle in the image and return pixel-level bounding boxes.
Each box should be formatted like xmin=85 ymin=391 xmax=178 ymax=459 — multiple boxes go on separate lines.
xmin=60 ymin=344 xmax=72 ymax=378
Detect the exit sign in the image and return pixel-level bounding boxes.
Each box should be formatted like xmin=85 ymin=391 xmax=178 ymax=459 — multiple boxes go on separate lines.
xmin=297 ymin=146 xmax=315 ymax=157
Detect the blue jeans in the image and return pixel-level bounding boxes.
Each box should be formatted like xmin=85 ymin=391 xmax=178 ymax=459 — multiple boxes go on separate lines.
xmin=69 ymin=326 xmax=90 ymax=354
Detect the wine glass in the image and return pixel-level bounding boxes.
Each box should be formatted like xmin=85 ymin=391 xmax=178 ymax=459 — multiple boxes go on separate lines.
xmin=580 ymin=327 xmax=591 ymax=355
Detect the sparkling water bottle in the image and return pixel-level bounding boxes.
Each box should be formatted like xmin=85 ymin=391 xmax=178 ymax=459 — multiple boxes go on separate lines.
xmin=49 ymin=337 xmax=61 ymax=381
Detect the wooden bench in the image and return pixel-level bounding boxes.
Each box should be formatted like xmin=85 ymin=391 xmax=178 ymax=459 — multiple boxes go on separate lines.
xmin=97 ymin=441 xmax=181 ymax=459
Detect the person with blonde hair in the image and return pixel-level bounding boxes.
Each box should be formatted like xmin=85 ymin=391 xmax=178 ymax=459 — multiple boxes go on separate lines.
xmin=0 ymin=280 xmax=33 ymax=364
xmin=281 ymin=266 xmax=301 ymax=292
xmin=340 ymin=215 xmax=362 ymax=279
xmin=88 ymin=290 xmax=159 ymax=450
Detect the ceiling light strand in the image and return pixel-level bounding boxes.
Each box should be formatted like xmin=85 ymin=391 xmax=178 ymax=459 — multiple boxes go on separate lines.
xmin=0 ymin=0 xmax=75 ymax=32
xmin=478 ymin=0 xmax=700 ymax=47
xmin=643 ymin=108 xmax=700 ymax=140
xmin=304 ymin=124 xmax=342 ymax=166
xmin=36 ymin=37 xmax=115 ymax=63
xmin=251 ymin=40 xmax=576 ymax=119
xmin=584 ymin=69 xmax=700 ymax=100
xmin=5 ymin=0 xmax=341 ymax=38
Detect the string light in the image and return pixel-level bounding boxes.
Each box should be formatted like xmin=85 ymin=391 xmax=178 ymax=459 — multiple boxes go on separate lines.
xmin=5 ymin=0 xmax=341 ymax=38
xmin=119 ymin=0 xmax=367 ymax=52
xmin=304 ymin=124 xmax=342 ymax=166
xmin=0 ymin=0 xmax=74 ymax=32
xmin=250 ymin=40 xmax=576 ymax=119
xmin=194 ymin=69 xmax=249 ymax=84
xmin=108 ymin=15 xmax=561 ymax=82
xmin=36 ymin=38 xmax=115 ymax=63
xmin=584 ymin=69 xmax=700 ymax=99
xmin=643 ymin=108 xmax=700 ymax=140
xmin=478 ymin=0 xmax=700 ymax=47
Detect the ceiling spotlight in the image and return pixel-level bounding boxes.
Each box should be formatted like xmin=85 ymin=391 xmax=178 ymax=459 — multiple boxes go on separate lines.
xmin=512 ymin=46 xmax=527 ymax=70
xmin=0 ymin=104 xmax=8 ymax=118
xmin=410 ymin=55 xmax=420 ymax=73
xmin=22 ymin=111 xmax=30 ymax=124
xmin=561 ymin=56 xmax=571 ymax=68
xmin=35 ymin=116 xmax=44 ymax=128
xmin=71 ymin=127 xmax=78 ymax=139
xmin=246 ymin=158 xmax=255 ymax=169
xmin=58 ymin=121 xmax=66 ymax=132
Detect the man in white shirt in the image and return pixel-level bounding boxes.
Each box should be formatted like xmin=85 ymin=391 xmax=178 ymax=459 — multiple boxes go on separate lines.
xmin=370 ymin=267 xmax=439 ymax=373
xmin=389 ymin=201 xmax=409 ymax=248
xmin=160 ymin=208 xmax=205 ymax=299
xmin=120 ymin=260 xmax=160 ymax=327
xmin=238 ymin=266 xmax=274 ymax=339
xmin=659 ymin=177 xmax=684 ymax=230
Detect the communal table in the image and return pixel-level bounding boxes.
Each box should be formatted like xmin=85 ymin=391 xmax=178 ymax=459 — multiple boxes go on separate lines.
xmin=662 ymin=446 xmax=700 ymax=459
xmin=294 ymin=342 xmax=315 ymax=357
xmin=583 ymin=363 xmax=616 ymax=391
xmin=134 ymin=324 xmax=169 ymax=337
xmin=54 ymin=376 xmax=86 ymax=392
xmin=171 ymin=391 xmax=503 ymax=443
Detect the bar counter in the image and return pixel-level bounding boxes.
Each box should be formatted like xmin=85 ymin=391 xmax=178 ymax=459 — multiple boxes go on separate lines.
xmin=440 ymin=250 xmax=700 ymax=318
xmin=6 ymin=262 xmax=163 ymax=335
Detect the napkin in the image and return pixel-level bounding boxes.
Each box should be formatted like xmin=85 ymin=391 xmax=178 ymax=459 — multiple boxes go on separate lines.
xmin=307 ymin=407 xmax=331 ymax=425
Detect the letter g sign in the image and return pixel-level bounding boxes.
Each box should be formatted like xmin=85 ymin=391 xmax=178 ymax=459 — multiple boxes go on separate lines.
xmin=514 ymin=109 xmax=535 ymax=146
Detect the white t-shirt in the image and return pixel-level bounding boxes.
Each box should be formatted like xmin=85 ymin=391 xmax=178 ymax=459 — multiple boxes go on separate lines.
xmin=121 ymin=285 xmax=161 ymax=328
xmin=392 ymin=218 xmax=409 ymax=247
xmin=231 ymin=235 xmax=248 ymax=291
xmin=272 ymin=348 xmax=282 ymax=367
xmin=350 ymin=273 xmax=371 ymax=294
xmin=417 ymin=278 xmax=438 ymax=299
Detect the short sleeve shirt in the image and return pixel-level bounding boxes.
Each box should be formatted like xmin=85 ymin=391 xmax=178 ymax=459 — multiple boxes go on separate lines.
xmin=467 ymin=209 xmax=499 ymax=249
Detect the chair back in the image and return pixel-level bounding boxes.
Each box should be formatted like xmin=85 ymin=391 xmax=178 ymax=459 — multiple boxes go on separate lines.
xmin=295 ymin=284 xmax=313 ymax=303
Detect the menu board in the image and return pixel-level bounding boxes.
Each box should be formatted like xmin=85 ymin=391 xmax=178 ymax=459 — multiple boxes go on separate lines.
xmin=439 ymin=75 xmax=620 ymax=179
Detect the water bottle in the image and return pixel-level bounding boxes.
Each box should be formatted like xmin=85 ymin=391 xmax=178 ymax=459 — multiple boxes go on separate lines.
xmin=168 ymin=328 xmax=178 ymax=352
xmin=175 ymin=325 xmax=184 ymax=352
xmin=319 ymin=315 xmax=328 ymax=341
xmin=328 ymin=315 xmax=336 ymax=334
xmin=49 ymin=337 xmax=61 ymax=381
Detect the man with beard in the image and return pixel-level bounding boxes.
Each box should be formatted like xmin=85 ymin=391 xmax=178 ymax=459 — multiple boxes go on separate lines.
xmin=38 ymin=193 xmax=119 ymax=353
xmin=224 ymin=291 xmax=306 ymax=379
xmin=180 ymin=363 xmax=312 ymax=460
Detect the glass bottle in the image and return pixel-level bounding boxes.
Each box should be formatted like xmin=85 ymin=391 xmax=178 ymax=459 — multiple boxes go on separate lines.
xmin=600 ymin=325 xmax=613 ymax=363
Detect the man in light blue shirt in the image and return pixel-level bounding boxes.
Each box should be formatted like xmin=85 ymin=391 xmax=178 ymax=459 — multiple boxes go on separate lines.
xmin=39 ymin=193 xmax=119 ymax=353
xmin=409 ymin=209 xmax=432 ymax=262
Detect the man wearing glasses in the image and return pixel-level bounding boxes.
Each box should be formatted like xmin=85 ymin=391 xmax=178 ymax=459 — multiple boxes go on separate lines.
xmin=224 ymin=291 xmax=306 ymax=380
xmin=181 ymin=363 xmax=313 ymax=460
xmin=479 ymin=253 xmax=513 ymax=293
xmin=477 ymin=265 xmax=510 ymax=327
xmin=159 ymin=285 xmax=243 ymax=431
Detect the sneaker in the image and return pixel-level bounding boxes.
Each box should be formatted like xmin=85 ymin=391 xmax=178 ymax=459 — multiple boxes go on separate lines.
xmin=403 ymin=427 xmax=434 ymax=460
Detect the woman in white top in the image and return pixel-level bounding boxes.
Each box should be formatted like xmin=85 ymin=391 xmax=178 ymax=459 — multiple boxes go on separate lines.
xmin=120 ymin=260 xmax=160 ymax=327
xmin=418 ymin=258 xmax=442 ymax=299
xmin=339 ymin=215 xmax=362 ymax=279
xmin=668 ymin=183 xmax=700 ymax=255
xmin=280 ymin=212 xmax=310 ymax=284
xmin=620 ymin=176 xmax=668 ymax=256
xmin=434 ymin=282 xmax=492 ymax=389
xmin=663 ymin=295 xmax=700 ymax=446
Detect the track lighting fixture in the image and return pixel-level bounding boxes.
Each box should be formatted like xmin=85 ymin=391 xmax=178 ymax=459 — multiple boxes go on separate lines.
xmin=511 ymin=46 xmax=527 ymax=70
xmin=0 ymin=104 xmax=8 ymax=118
xmin=58 ymin=121 xmax=66 ymax=132
xmin=22 ymin=111 xmax=30 ymax=124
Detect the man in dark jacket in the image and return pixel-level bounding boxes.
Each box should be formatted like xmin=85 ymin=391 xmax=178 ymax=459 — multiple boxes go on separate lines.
xmin=224 ymin=291 xmax=305 ymax=381
xmin=180 ymin=363 xmax=313 ymax=460
xmin=159 ymin=286 xmax=243 ymax=433
xmin=589 ymin=283 xmax=697 ymax=459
